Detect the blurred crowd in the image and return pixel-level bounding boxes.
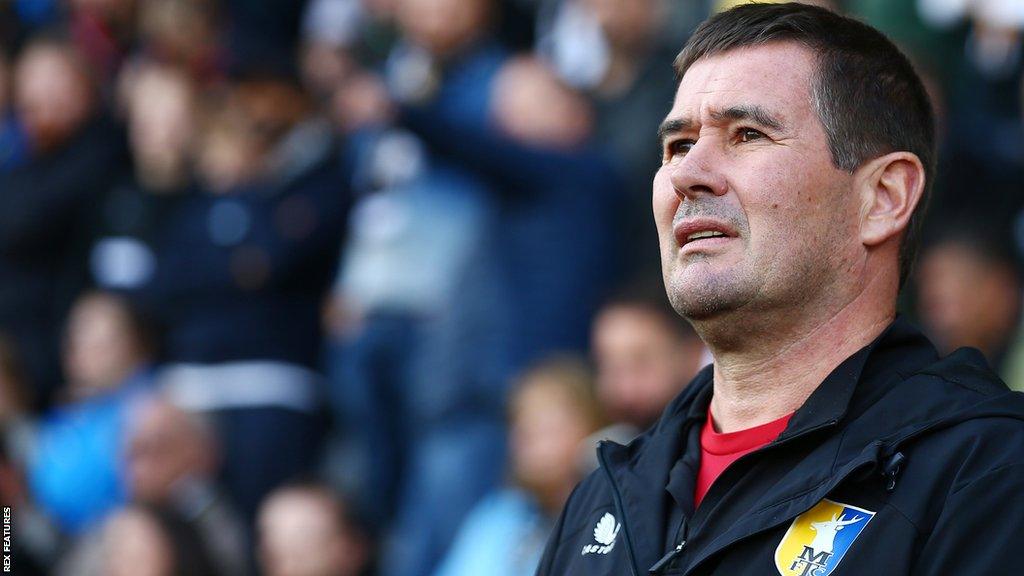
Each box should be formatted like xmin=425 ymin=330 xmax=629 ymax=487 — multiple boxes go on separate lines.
xmin=0 ymin=0 xmax=1023 ymax=575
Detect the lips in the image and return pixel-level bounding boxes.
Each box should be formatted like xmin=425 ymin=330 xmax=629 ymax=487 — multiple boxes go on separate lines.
xmin=673 ymin=218 xmax=737 ymax=248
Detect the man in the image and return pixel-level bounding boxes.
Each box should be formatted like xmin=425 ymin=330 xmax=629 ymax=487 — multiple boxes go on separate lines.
xmin=1 ymin=36 xmax=128 ymax=405
xmin=257 ymin=483 xmax=370 ymax=576
xmin=536 ymin=3 xmax=1024 ymax=576
xmin=591 ymin=286 xmax=706 ymax=432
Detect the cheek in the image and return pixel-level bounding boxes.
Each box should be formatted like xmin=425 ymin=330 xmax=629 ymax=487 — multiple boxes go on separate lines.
xmin=746 ymin=165 xmax=857 ymax=271
xmin=652 ymin=167 xmax=679 ymax=233
xmin=744 ymin=152 xmax=821 ymax=220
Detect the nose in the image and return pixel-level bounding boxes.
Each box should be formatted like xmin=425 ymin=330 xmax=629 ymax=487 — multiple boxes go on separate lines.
xmin=667 ymin=138 xmax=728 ymax=201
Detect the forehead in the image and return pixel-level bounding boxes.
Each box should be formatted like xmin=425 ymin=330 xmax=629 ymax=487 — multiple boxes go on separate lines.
xmin=668 ymin=42 xmax=818 ymax=127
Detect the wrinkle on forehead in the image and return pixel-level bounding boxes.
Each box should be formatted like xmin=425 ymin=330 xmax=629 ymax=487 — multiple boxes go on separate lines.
xmin=664 ymin=42 xmax=818 ymax=134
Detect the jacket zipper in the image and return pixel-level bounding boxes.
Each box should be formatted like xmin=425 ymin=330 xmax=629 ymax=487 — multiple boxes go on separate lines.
xmin=597 ymin=443 xmax=641 ymax=576
xmin=649 ymin=514 xmax=688 ymax=574
xmin=660 ymin=418 xmax=847 ymax=575
xmin=601 ymin=418 xmax=841 ymax=575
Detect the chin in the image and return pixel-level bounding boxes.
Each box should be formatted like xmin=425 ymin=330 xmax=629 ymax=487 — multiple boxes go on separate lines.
xmin=665 ymin=272 xmax=747 ymax=321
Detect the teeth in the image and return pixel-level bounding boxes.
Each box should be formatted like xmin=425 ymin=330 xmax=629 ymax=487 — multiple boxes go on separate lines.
xmin=687 ymin=230 xmax=726 ymax=241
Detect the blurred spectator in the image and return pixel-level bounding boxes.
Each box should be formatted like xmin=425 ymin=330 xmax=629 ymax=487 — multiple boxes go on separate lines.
xmin=434 ymin=356 xmax=604 ymax=576
xmin=508 ymin=357 xmax=604 ymax=515
xmin=317 ymin=6 xmax=494 ymax=540
xmin=13 ymin=35 xmax=97 ymax=155
xmin=917 ymin=228 xmax=1023 ymax=385
xmin=322 ymin=3 xmax=511 ymax=575
xmin=298 ymin=0 xmax=377 ymax=104
xmin=381 ymin=53 xmax=622 ymax=576
xmin=393 ymin=0 xmax=493 ymax=62
xmin=0 ymin=35 xmax=129 ymax=405
xmin=97 ymin=505 xmax=218 ymax=576
xmin=136 ymin=0 xmax=223 ymax=81
xmin=384 ymin=0 xmax=505 ymax=117
xmin=257 ymin=482 xmax=371 ymax=576
xmin=404 ymin=55 xmax=624 ymax=368
xmin=140 ymin=75 xmax=350 ymax=521
xmin=323 ymin=105 xmax=493 ymax=531
xmin=123 ymin=398 xmax=250 ymax=576
xmin=63 ymin=291 xmax=156 ymax=400
xmin=88 ymin=60 xmax=195 ymax=291
xmin=591 ymin=284 xmax=706 ymax=434
xmin=299 ymin=0 xmax=401 ymax=103
xmin=122 ymin=60 xmax=196 ymax=192
xmin=539 ymin=0 xmax=695 ymax=279
xmin=28 ymin=292 xmax=154 ymax=534
xmin=921 ymin=0 xmax=1024 ymax=219
xmin=55 ymin=397 xmax=249 ymax=576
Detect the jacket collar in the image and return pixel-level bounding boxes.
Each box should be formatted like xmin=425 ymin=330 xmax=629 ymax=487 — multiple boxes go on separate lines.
xmin=667 ymin=315 xmax=933 ymax=442
xmin=597 ymin=315 xmax=938 ymax=574
xmin=777 ymin=315 xmax=931 ymax=440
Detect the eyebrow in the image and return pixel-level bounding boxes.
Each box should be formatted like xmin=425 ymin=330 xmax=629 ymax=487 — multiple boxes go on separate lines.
xmin=657 ymin=104 xmax=785 ymax=149
xmin=657 ymin=118 xmax=691 ymax=149
xmin=710 ymin=105 xmax=784 ymax=132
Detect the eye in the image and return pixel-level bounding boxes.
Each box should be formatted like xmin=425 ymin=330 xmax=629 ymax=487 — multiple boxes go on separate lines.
xmin=737 ymin=127 xmax=766 ymax=143
xmin=664 ymin=139 xmax=695 ymax=161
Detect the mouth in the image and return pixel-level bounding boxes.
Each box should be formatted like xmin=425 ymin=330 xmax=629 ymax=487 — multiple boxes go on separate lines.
xmin=673 ymin=219 xmax=737 ymax=250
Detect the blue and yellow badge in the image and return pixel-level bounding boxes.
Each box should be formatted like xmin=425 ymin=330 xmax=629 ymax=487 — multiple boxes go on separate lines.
xmin=774 ymin=499 xmax=875 ymax=576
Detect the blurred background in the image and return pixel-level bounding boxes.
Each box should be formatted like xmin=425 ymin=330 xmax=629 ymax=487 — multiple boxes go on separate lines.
xmin=0 ymin=0 xmax=1022 ymax=574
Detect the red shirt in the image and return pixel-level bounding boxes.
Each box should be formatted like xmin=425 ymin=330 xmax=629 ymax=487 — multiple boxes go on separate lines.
xmin=694 ymin=408 xmax=793 ymax=507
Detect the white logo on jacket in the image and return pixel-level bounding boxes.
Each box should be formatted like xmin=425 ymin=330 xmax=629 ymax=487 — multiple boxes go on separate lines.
xmin=581 ymin=513 xmax=621 ymax=556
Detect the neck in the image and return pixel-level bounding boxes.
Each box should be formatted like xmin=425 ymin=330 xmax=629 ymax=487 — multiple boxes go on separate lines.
xmin=704 ymin=274 xmax=896 ymax=433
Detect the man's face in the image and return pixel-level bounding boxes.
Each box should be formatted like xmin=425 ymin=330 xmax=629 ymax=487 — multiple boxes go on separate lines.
xmin=654 ymin=42 xmax=858 ymax=322
xmin=396 ymin=0 xmax=489 ymax=59
xmin=581 ymin=0 xmax=661 ymax=50
xmin=126 ymin=402 xmax=208 ymax=504
xmin=593 ymin=306 xmax=700 ymax=428
xmin=259 ymin=493 xmax=358 ymax=576
xmin=916 ymin=241 xmax=1019 ymax=357
xmin=13 ymin=45 xmax=92 ymax=152
xmin=510 ymin=380 xmax=592 ymax=496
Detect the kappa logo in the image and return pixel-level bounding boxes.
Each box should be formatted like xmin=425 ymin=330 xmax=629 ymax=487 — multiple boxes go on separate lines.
xmin=581 ymin=513 xmax=621 ymax=556
xmin=774 ymin=499 xmax=875 ymax=576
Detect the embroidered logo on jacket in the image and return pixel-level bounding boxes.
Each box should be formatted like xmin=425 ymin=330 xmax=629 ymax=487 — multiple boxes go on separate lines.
xmin=774 ymin=499 xmax=875 ymax=576
xmin=581 ymin=513 xmax=621 ymax=556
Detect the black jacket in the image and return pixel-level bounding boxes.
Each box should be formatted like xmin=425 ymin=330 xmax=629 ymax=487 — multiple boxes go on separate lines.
xmin=537 ymin=317 xmax=1024 ymax=576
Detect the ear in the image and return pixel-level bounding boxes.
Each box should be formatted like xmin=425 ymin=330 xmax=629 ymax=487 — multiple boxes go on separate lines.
xmin=855 ymin=151 xmax=926 ymax=248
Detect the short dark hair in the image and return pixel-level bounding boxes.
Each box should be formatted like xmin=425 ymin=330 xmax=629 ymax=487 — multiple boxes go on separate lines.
xmin=674 ymin=2 xmax=935 ymax=287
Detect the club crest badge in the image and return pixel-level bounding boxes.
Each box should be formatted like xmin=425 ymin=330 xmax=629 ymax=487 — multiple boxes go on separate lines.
xmin=774 ymin=499 xmax=875 ymax=576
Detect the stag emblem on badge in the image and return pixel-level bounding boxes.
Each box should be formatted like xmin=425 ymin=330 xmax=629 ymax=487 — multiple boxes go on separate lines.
xmin=774 ymin=499 xmax=875 ymax=576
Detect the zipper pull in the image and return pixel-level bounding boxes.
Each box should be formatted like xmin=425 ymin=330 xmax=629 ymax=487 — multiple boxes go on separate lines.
xmin=649 ymin=541 xmax=686 ymax=575
xmin=882 ymin=451 xmax=906 ymax=491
